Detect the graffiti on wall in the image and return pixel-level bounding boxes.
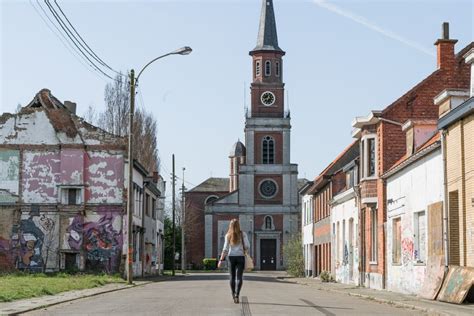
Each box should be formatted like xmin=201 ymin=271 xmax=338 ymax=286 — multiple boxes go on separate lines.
xmin=67 ymin=211 xmax=122 ymax=272
xmin=401 ymin=238 xmax=414 ymax=266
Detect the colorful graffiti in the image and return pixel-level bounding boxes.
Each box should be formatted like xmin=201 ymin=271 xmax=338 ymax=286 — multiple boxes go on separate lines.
xmin=0 ymin=237 xmax=13 ymax=269
xmin=11 ymin=215 xmax=45 ymax=271
xmin=67 ymin=211 xmax=122 ymax=272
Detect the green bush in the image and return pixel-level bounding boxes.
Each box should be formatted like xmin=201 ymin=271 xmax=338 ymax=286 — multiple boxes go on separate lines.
xmin=320 ymin=270 xmax=335 ymax=282
xmin=283 ymin=234 xmax=305 ymax=277
xmin=202 ymin=258 xmax=217 ymax=270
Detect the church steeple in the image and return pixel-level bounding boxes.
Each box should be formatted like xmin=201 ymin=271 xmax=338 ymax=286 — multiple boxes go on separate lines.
xmin=251 ymin=0 xmax=284 ymax=54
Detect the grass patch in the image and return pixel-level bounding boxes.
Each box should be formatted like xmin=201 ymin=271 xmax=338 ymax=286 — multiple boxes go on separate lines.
xmin=0 ymin=273 xmax=125 ymax=302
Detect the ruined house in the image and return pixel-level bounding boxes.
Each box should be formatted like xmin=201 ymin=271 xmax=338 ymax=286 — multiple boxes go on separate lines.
xmin=0 ymin=89 xmax=130 ymax=273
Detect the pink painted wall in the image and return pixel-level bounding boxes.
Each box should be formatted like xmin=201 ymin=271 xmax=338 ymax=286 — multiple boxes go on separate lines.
xmin=85 ymin=151 xmax=124 ymax=204
xmin=22 ymin=151 xmax=61 ymax=203
xmin=60 ymin=149 xmax=84 ymax=185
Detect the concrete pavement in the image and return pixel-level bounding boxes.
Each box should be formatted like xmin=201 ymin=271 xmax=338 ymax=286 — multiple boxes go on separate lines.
xmin=286 ymin=277 xmax=474 ymax=316
xmin=23 ymin=273 xmax=420 ymax=316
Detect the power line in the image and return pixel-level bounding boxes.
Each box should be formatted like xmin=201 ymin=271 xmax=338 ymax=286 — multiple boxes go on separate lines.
xmin=43 ymin=0 xmax=115 ymax=80
xmin=52 ymin=0 xmax=124 ymax=77
xmin=30 ymin=0 xmax=106 ymax=82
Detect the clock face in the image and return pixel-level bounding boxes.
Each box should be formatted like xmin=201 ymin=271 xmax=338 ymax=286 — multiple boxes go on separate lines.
xmin=261 ymin=91 xmax=276 ymax=106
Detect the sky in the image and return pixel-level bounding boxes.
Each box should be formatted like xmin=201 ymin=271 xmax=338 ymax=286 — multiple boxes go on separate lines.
xmin=1 ymin=0 xmax=473 ymax=198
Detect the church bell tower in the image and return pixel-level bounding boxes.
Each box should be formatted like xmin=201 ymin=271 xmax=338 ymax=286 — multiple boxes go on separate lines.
xmin=240 ymin=0 xmax=298 ymax=210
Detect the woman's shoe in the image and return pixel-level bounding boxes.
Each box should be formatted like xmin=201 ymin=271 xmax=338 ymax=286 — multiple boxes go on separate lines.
xmin=234 ymin=296 xmax=239 ymax=304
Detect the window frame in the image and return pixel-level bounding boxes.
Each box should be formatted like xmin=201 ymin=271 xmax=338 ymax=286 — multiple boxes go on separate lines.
xmin=370 ymin=208 xmax=378 ymax=264
xmin=413 ymin=210 xmax=427 ymax=264
xmin=392 ymin=217 xmax=402 ymax=265
xmin=361 ymin=134 xmax=377 ymax=180
xmin=275 ymin=61 xmax=280 ymax=77
xmin=59 ymin=186 xmax=83 ymax=205
xmin=262 ymin=135 xmax=275 ymax=164
xmin=256 ymin=60 xmax=261 ymax=77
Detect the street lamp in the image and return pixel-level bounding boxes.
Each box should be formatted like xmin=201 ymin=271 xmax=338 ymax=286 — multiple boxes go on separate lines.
xmin=127 ymin=46 xmax=192 ymax=285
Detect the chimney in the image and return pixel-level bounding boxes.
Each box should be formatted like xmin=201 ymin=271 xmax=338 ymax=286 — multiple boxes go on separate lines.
xmin=434 ymin=88 xmax=469 ymax=118
xmin=64 ymin=101 xmax=77 ymax=114
xmin=402 ymin=120 xmax=438 ymax=155
xmin=464 ymin=48 xmax=474 ymax=97
xmin=434 ymin=22 xmax=457 ymax=70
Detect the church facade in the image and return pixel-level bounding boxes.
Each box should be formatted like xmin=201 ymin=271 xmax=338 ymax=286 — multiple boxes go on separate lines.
xmin=185 ymin=0 xmax=303 ymax=270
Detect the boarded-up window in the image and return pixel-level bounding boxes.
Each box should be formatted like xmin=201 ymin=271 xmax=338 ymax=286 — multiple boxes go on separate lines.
xmin=392 ymin=217 xmax=401 ymax=264
xmin=414 ymin=211 xmax=426 ymax=263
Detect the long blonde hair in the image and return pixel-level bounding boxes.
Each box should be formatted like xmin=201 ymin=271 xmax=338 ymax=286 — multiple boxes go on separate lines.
xmin=226 ymin=219 xmax=241 ymax=246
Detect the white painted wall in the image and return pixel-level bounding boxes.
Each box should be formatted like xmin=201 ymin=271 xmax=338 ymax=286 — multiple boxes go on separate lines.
xmin=386 ymin=148 xmax=442 ymax=295
xmin=330 ymin=188 xmax=359 ymax=285
xmin=302 ymin=194 xmax=314 ymax=276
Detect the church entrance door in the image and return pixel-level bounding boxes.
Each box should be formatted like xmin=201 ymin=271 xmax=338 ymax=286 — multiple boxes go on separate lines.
xmin=260 ymin=239 xmax=277 ymax=270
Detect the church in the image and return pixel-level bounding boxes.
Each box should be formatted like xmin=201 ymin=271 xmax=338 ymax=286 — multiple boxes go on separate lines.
xmin=185 ymin=0 xmax=305 ymax=270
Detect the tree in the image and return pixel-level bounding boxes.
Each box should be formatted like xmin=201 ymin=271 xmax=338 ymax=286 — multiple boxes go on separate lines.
xmin=84 ymin=72 xmax=160 ymax=173
xmin=283 ymin=234 xmax=305 ymax=277
xmin=163 ymin=215 xmax=182 ymax=270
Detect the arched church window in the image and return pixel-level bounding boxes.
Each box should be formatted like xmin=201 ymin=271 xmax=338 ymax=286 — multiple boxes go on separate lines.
xmin=256 ymin=61 xmax=261 ymax=76
xmin=205 ymin=195 xmax=218 ymax=205
xmin=262 ymin=136 xmax=275 ymax=164
xmin=275 ymin=61 xmax=280 ymax=77
xmin=265 ymin=60 xmax=271 ymax=76
xmin=265 ymin=216 xmax=273 ymax=230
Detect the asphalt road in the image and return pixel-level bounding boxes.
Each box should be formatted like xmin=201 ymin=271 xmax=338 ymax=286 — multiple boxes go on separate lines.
xmin=25 ymin=273 xmax=420 ymax=316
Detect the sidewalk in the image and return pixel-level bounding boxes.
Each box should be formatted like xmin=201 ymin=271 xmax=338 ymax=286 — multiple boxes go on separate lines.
xmin=284 ymin=277 xmax=474 ymax=316
xmin=0 ymin=281 xmax=151 ymax=316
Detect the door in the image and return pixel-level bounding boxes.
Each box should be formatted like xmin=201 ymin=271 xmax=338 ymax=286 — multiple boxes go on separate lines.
xmin=260 ymin=239 xmax=277 ymax=270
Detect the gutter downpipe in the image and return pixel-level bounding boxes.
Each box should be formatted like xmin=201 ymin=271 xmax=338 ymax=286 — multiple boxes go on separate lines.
xmin=441 ymin=131 xmax=449 ymax=270
xmin=354 ymin=183 xmax=364 ymax=287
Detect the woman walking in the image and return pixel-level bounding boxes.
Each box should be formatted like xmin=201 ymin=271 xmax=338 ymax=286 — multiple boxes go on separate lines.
xmin=217 ymin=219 xmax=250 ymax=303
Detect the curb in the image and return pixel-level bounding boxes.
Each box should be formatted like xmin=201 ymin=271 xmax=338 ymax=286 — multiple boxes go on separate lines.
xmin=280 ymin=278 xmax=446 ymax=316
xmin=2 ymin=281 xmax=153 ymax=316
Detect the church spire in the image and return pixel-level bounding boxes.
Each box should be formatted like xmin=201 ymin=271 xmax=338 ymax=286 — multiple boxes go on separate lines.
xmin=252 ymin=0 xmax=283 ymax=53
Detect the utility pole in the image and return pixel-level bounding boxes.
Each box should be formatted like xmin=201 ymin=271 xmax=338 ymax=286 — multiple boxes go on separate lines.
xmin=172 ymin=154 xmax=176 ymax=276
xmin=181 ymin=167 xmax=186 ymax=274
xmin=127 ymin=69 xmax=135 ymax=285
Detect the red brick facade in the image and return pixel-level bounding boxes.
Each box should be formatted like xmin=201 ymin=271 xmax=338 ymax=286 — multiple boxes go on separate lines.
xmin=357 ymin=37 xmax=472 ymax=288
xmin=184 ymin=190 xmax=229 ymax=268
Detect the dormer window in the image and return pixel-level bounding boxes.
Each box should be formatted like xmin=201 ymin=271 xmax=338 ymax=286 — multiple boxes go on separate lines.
xmin=265 ymin=61 xmax=271 ymax=76
xmin=275 ymin=61 xmax=280 ymax=77
xmin=256 ymin=61 xmax=261 ymax=76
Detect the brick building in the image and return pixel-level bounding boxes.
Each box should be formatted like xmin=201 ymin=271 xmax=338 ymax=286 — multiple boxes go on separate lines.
xmin=304 ymin=141 xmax=359 ymax=278
xmin=351 ymin=24 xmax=472 ymax=289
xmin=184 ymin=0 xmax=306 ymax=270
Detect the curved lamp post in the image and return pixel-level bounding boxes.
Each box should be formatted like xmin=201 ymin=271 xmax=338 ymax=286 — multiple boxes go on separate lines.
xmin=127 ymin=46 xmax=192 ymax=284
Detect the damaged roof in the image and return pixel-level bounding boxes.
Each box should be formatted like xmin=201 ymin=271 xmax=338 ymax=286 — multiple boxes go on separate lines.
xmin=0 ymin=89 xmax=126 ymax=147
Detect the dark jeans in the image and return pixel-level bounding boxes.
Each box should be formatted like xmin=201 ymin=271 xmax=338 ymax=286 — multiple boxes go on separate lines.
xmin=228 ymin=255 xmax=245 ymax=296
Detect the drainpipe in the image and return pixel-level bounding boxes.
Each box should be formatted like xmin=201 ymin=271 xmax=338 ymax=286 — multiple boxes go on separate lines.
xmin=441 ymin=131 xmax=449 ymax=270
xmin=354 ymin=184 xmax=363 ymax=287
